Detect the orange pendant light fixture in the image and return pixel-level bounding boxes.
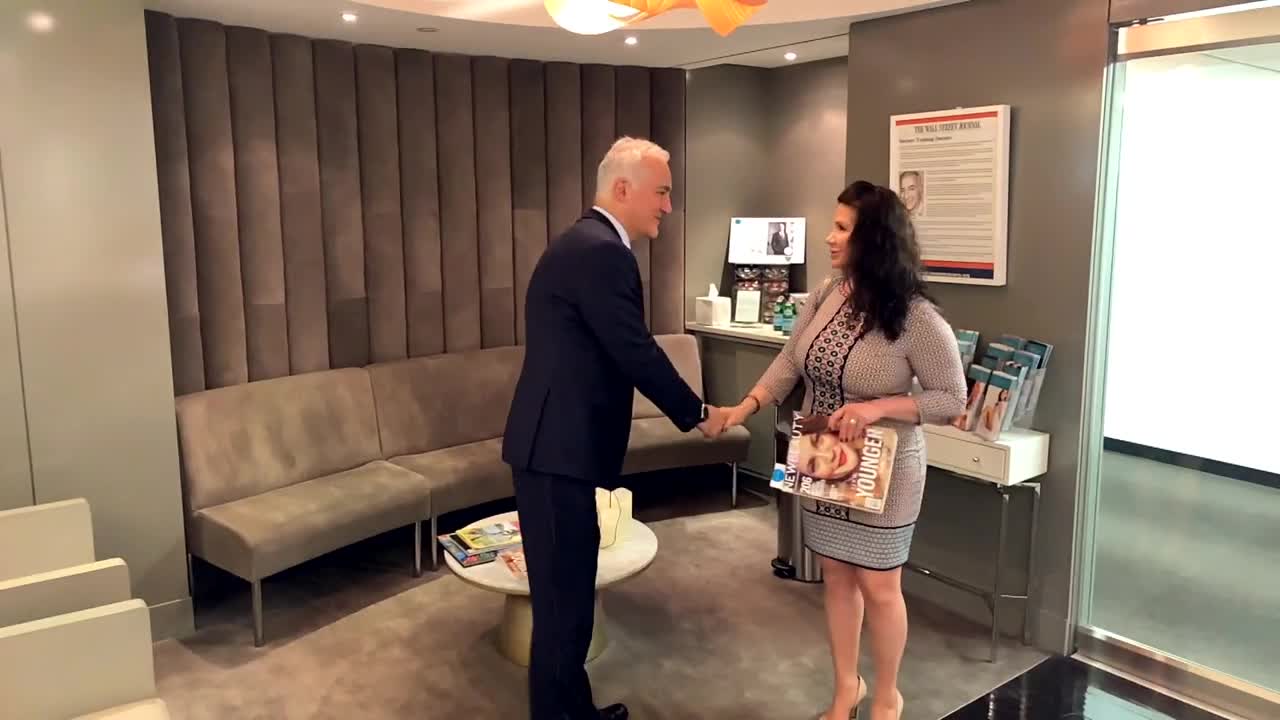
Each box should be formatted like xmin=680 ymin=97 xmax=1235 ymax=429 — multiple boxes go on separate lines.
xmin=545 ymin=0 xmax=767 ymax=37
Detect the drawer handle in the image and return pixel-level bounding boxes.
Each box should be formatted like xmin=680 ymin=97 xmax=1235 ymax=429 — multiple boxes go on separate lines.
xmin=971 ymin=456 xmax=981 ymax=463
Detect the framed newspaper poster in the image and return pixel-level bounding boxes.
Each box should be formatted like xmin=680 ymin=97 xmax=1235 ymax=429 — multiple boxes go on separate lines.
xmin=889 ymin=105 xmax=1011 ymax=286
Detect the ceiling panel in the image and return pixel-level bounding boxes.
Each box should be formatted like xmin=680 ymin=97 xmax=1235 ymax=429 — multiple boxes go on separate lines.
xmin=145 ymin=0 xmax=965 ymax=67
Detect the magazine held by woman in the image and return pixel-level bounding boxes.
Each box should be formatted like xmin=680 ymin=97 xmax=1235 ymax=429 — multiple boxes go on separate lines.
xmin=771 ymin=411 xmax=899 ymax=514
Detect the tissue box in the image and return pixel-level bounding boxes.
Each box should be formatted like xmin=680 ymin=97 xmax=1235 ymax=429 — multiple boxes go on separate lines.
xmin=596 ymin=487 xmax=632 ymax=548
xmin=695 ymin=296 xmax=731 ymax=326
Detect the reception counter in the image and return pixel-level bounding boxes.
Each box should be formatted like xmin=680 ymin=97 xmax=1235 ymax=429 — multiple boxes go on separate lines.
xmin=686 ymin=322 xmax=790 ymax=477
xmin=684 ymin=321 xmax=787 ymax=350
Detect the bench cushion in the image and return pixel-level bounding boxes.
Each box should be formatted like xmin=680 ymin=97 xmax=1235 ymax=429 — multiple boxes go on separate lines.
xmin=621 ymin=419 xmax=751 ymax=476
xmin=188 ymin=461 xmax=430 ymax=580
xmin=175 ymin=368 xmax=383 ymax=513
xmin=369 ymin=346 xmax=525 ymax=457
xmin=389 ymin=439 xmax=513 ymax=517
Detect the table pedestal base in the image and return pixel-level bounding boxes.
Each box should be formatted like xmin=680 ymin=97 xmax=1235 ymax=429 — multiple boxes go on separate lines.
xmin=496 ymin=594 xmax=608 ymax=667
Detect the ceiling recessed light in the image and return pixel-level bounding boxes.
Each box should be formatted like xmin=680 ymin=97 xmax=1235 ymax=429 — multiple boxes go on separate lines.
xmin=341 ymin=12 xmax=358 ymax=23
xmin=26 ymin=11 xmax=55 ymax=33
xmin=624 ymin=36 xmax=638 ymax=45
xmin=784 ymin=51 xmax=798 ymax=61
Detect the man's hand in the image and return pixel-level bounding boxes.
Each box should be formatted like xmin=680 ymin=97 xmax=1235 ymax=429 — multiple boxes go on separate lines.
xmin=828 ymin=401 xmax=886 ymax=442
xmin=697 ymin=405 xmax=728 ymax=439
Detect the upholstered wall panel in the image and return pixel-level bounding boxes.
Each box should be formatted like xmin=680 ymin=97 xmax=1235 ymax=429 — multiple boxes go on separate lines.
xmin=146 ymin=12 xmax=688 ymax=392
xmin=144 ymin=13 xmax=204 ymax=396
xmin=580 ymin=65 xmax=616 ymax=210
xmin=356 ymin=45 xmax=408 ymax=363
xmin=474 ymin=56 xmax=517 ymax=349
xmin=545 ymin=63 xmax=583 ymax=238
xmin=650 ymin=68 xmax=687 ymax=336
xmin=434 ymin=54 xmax=482 ymax=353
xmin=314 ymin=40 xmax=370 ymax=369
xmin=396 ymin=49 xmax=446 ymax=359
xmin=271 ymin=35 xmax=330 ymax=375
xmin=615 ymin=66 xmax=652 ymax=328
xmin=177 ymin=18 xmax=247 ymax=389
xmin=227 ymin=26 xmax=289 ymax=382
xmin=395 ymin=49 xmax=445 ymax=358
xmin=510 ymin=59 xmax=548 ymax=344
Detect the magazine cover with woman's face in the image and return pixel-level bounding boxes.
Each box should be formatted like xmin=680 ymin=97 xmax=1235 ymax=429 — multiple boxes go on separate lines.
xmin=773 ymin=412 xmax=899 ymax=514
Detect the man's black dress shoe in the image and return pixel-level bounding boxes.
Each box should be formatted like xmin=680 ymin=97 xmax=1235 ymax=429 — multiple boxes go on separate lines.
xmin=599 ymin=703 xmax=629 ymax=720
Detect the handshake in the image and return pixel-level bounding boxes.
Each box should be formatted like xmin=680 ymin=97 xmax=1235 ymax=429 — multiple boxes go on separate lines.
xmin=695 ymin=400 xmax=756 ymax=439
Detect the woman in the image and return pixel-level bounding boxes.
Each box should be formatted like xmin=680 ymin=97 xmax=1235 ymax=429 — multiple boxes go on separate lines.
xmin=725 ymin=181 xmax=966 ymax=720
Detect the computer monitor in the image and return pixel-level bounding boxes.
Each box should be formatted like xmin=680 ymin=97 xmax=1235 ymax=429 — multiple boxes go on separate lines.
xmin=728 ymin=217 xmax=806 ymax=265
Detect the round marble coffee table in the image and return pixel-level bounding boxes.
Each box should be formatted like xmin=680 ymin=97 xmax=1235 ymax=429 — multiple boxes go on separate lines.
xmin=443 ymin=510 xmax=658 ymax=666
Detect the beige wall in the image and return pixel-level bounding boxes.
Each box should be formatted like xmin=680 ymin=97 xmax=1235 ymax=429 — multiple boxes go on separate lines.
xmin=0 ymin=159 xmax=33 ymax=511
xmin=685 ymin=59 xmax=849 ymax=307
xmin=686 ymin=64 xmax=772 ymax=317
xmin=0 ymin=0 xmax=193 ymax=638
xmin=845 ymin=0 xmax=1112 ymax=653
xmin=763 ymin=57 xmax=848 ymax=292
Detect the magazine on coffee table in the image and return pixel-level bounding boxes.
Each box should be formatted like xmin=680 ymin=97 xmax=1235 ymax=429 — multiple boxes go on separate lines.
xmin=500 ymin=549 xmax=527 ymax=579
xmin=770 ymin=411 xmax=898 ymax=514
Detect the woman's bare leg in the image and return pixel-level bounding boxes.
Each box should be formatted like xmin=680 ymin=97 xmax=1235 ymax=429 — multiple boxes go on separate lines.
xmin=820 ymin=555 xmax=866 ymax=719
xmin=855 ymin=566 xmax=906 ymax=719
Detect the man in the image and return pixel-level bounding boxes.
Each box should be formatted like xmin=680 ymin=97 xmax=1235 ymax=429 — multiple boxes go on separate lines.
xmin=503 ymin=137 xmax=727 ymax=720
xmin=769 ymin=223 xmax=788 ymax=255
xmin=899 ymin=170 xmax=923 ymax=216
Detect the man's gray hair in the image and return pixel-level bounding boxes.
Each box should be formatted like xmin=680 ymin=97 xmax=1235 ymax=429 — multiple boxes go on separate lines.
xmin=595 ymin=136 xmax=669 ymax=197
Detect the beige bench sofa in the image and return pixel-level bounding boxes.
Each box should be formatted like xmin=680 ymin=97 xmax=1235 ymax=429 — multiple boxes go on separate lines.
xmin=175 ymin=334 xmax=749 ymax=646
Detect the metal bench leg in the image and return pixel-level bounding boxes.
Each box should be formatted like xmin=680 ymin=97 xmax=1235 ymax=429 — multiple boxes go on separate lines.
xmin=430 ymin=514 xmax=439 ymax=571
xmin=991 ymin=488 xmax=1010 ymax=663
xmin=252 ymin=579 xmax=264 ymax=648
xmin=1023 ymin=482 xmax=1042 ymax=646
xmin=731 ymin=463 xmax=739 ymax=509
xmin=413 ymin=520 xmax=423 ymax=577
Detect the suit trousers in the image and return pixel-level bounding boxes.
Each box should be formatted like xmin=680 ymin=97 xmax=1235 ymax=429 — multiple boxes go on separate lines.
xmin=513 ymin=470 xmax=602 ymax=720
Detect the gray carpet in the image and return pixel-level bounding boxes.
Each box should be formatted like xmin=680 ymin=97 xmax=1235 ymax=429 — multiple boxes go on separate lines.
xmin=155 ymin=484 xmax=1045 ymax=719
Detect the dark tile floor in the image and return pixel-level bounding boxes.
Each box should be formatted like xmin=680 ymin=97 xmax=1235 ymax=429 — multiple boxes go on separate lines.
xmin=943 ymin=654 xmax=1225 ymax=720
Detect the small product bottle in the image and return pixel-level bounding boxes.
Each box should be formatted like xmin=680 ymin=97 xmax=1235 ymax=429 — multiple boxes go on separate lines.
xmin=781 ymin=301 xmax=796 ymax=336
xmin=772 ymin=299 xmax=785 ymax=333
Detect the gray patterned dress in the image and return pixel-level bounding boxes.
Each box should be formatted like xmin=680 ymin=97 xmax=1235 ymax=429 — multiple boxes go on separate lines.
xmin=759 ymin=279 xmax=966 ymax=570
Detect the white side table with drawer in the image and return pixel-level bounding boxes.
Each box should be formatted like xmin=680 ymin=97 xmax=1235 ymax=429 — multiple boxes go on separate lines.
xmin=914 ymin=424 xmax=1050 ymax=662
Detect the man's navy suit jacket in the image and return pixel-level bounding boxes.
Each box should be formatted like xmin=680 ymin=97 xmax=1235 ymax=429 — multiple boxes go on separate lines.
xmin=502 ymin=209 xmax=703 ymax=483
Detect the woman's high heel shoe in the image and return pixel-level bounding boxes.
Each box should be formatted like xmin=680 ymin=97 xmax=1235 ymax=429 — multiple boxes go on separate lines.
xmin=851 ymin=675 xmax=868 ymax=718
xmin=876 ymin=689 xmax=903 ymax=720
xmin=857 ymin=688 xmax=902 ymax=720
xmin=817 ymin=675 xmax=867 ymax=720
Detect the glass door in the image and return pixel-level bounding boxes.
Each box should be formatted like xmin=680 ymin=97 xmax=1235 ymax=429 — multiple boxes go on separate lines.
xmin=1078 ymin=3 xmax=1280 ymax=717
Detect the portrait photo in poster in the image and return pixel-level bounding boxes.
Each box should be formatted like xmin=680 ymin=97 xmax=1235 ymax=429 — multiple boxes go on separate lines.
xmin=889 ymin=105 xmax=1010 ymax=286
xmin=727 ymin=217 xmax=806 ymax=266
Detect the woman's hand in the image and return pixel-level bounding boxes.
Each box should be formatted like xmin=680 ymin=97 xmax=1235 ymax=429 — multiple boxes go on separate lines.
xmin=724 ymin=397 xmax=760 ymax=429
xmin=828 ymin=401 xmax=886 ymax=442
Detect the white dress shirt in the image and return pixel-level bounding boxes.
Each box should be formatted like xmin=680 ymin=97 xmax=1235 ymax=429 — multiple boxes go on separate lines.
xmin=591 ymin=205 xmax=631 ymax=251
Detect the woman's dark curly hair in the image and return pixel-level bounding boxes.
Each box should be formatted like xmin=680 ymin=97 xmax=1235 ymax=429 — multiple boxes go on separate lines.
xmin=837 ymin=180 xmax=931 ymax=342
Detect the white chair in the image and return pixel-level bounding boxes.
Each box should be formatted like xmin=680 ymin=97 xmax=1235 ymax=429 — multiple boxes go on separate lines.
xmin=0 ymin=499 xmax=134 ymax=628
xmin=0 ymin=599 xmax=170 ymax=719
xmin=0 ymin=559 xmax=133 ymax=628
xmin=0 ymin=498 xmax=96 ymax=580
